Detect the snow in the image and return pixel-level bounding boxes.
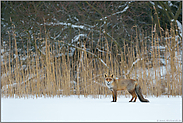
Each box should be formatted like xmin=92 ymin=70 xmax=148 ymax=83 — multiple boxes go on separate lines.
xmin=109 ymin=5 xmax=129 ymax=17
xmin=40 ymin=21 xmax=95 ymax=32
xmin=176 ymin=20 xmax=182 ymax=36
xmin=1 ymin=95 xmax=182 ymax=122
xmin=150 ymin=1 xmax=155 ymax=6
xmin=100 ymin=3 xmax=129 ymax=22
xmin=99 ymin=58 xmax=109 ymax=68
xmin=168 ymin=1 xmax=173 ymax=7
xmin=125 ymin=58 xmax=143 ymax=76
xmin=71 ymin=34 xmax=88 ymax=43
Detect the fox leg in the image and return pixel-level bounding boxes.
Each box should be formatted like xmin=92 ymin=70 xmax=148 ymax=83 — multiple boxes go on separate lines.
xmin=112 ymin=91 xmax=115 ymax=102
xmin=129 ymin=96 xmax=134 ymax=102
xmin=111 ymin=90 xmax=117 ymax=102
xmin=128 ymin=89 xmax=137 ymax=102
xmin=114 ymin=90 xmax=117 ymax=102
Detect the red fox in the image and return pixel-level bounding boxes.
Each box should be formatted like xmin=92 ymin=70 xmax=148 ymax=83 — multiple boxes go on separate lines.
xmin=104 ymin=74 xmax=149 ymax=102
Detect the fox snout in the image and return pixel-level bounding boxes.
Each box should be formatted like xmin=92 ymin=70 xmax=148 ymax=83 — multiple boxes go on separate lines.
xmin=105 ymin=79 xmax=113 ymax=85
xmin=107 ymin=82 xmax=111 ymax=85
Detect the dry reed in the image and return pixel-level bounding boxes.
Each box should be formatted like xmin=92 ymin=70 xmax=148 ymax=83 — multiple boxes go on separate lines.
xmin=1 ymin=24 xmax=182 ymax=98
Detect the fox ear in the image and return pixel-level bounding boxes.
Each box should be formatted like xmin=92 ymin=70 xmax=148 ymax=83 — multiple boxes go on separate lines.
xmin=104 ymin=74 xmax=108 ymax=78
xmin=110 ymin=74 xmax=113 ymax=78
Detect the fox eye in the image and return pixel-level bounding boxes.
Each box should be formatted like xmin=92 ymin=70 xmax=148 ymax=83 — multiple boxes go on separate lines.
xmin=106 ymin=78 xmax=112 ymax=81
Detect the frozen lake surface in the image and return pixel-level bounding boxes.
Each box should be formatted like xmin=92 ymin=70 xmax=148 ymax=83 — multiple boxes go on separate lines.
xmin=1 ymin=95 xmax=182 ymax=122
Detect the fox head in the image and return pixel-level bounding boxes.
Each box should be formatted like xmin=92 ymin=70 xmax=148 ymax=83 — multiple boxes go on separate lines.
xmin=104 ymin=74 xmax=114 ymax=90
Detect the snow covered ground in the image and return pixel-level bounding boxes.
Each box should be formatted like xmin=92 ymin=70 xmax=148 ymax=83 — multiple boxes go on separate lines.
xmin=1 ymin=95 xmax=182 ymax=122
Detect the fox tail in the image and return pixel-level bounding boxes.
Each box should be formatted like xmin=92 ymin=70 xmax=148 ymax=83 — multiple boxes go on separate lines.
xmin=135 ymin=84 xmax=149 ymax=102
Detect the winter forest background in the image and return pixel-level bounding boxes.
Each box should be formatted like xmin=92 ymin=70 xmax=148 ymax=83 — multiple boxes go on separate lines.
xmin=1 ymin=1 xmax=182 ymax=98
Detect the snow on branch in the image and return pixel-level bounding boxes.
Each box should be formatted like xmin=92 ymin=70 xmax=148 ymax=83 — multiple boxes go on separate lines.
xmin=100 ymin=2 xmax=130 ymax=21
xmin=57 ymin=40 xmax=109 ymax=69
xmin=125 ymin=58 xmax=143 ymax=77
xmin=39 ymin=21 xmax=100 ymax=33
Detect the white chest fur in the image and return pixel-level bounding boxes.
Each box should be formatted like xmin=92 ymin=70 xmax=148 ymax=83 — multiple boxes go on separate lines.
xmin=105 ymin=80 xmax=113 ymax=91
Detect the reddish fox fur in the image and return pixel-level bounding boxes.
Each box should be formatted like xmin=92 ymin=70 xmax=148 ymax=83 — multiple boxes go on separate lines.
xmin=104 ymin=74 xmax=149 ymax=102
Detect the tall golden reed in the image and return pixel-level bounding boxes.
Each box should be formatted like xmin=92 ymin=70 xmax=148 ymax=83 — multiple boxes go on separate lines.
xmin=1 ymin=24 xmax=182 ymax=98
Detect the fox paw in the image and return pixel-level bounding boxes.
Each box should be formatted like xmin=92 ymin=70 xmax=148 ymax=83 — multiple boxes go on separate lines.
xmin=129 ymin=101 xmax=135 ymax=102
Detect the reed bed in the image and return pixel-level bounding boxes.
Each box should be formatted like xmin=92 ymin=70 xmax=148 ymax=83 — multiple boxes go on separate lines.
xmin=1 ymin=24 xmax=182 ymax=98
